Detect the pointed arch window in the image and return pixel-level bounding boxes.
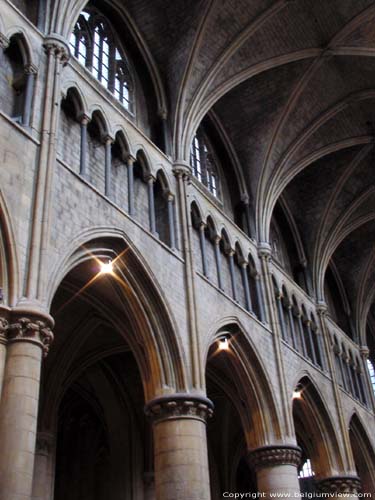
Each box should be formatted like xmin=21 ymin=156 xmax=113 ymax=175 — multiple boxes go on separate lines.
xmin=190 ymin=131 xmax=220 ymax=198
xmin=367 ymin=359 xmax=375 ymax=396
xmin=70 ymin=9 xmax=134 ymax=113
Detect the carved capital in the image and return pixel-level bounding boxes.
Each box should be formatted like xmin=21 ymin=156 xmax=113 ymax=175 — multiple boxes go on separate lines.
xmin=316 ymin=301 xmax=328 ymax=316
xmin=43 ymin=35 xmax=70 ymax=65
xmin=145 ymin=394 xmax=214 ymax=424
xmin=360 ymin=346 xmax=370 ymax=359
xmin=24 ymin=63 xmax=38 ymax=75
xmin=172 ymin=161 xmax=191 ymax=179
xmin=257 ymin=242 xmax=272 ymax=260
xmin=7 ymin=317 xmax=54 ymax=357
xmin=317 ymin=476 xmax=361 ymax=494
xmin=247 ymin=445 xmax=302 ymax=469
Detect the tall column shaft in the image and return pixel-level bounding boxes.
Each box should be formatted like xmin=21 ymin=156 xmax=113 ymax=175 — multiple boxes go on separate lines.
xmin=240 ymin=262 xmax=252 ymax=312
xmin=145 ymin=395 xmax=213 ymax=500
xmin=79 ymin=116 xmax=89 ymax=178
xmin=0 ymin=315 xmax=54 ymax=500
xmin=23 ymin=65 xmax=37 ymax=127
xmin=214 ymin=237 xmax=223 ymax=290
xmin=167 ymin=195 xmax=176 ymax=249
xmin=199 ymin=224 xmax=208 ymax=277
xmin=248 ymin=445 xmax=301 ymax=498
xmin=32 ymin=432 xmax=56 ymax=500
xmin=104 ymin=136 xmax=113 ymax=198
xmin=0 ymin=308 xmax=10 ymax=399
xmin=127 ymin=156 xmax=135 ymax=216
xmin=147 ymin=176 xmax=156 ymax=234
xmin=228 ymin=252 xmax=237 ymax=301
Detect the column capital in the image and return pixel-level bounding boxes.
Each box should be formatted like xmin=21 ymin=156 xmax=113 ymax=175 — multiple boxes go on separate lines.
xmin=103 ymin=134 xmax=115 ymax=145
xmin=126 ymin=154 xmax=136 ymax=166
xmin=360 ymin=346 xmax=370 ymax=359
xmin=78 ymin=113 xmax=90 ymax=125
xmin=146 ymin=174 xmax=156 ymax=184
xmin=0 ymin=306 xmax=10 ymax=345
xmin=258 ymin=242 xmax=272 ymax=260
xmin=317 ymin=476 xmax=361 ymax=494
xmin=247 ymin=445 xmax=302 ymax=469
xmin=316 ymin=301 xmax=328 ymax=316
xmin=172 ymin=160 xmax=191 ymax=179
xmin=24 ymin=63 xmax=38 ymax=75
xmin=7 ymin=316 xmax=54 ymax=357
xmin=43 ymin=34 xmax=70 ymax=65
xmin=145 ymin=393 xmax=214 ymax=424
xmin=0 ymin=33 xmax=10 ymax=50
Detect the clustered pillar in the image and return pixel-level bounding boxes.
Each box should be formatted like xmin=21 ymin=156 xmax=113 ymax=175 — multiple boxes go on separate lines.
xmin=247 ymin=445 xmax=302 ymax=498
xmin=145 ymin=394 xmax=213 ymax=500
xmin=0 ymin=311 xmax=54 ymax=500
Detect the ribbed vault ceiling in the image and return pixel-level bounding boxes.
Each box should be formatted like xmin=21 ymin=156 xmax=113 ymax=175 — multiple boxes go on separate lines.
xmin=51 ymin=0 xmax=375 ymax=339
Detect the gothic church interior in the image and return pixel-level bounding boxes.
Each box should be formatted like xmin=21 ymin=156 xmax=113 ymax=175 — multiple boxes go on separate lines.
xmin=0 ymin=1 xmax=375 ymax=499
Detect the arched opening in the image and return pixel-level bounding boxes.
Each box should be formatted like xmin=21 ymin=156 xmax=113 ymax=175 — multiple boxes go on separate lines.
xmin=349 ymin=414 xmax=375 ymax=493
xmin=58 ymin=87 xmax=84 ymax=174
xmin=36 ymin=237 xmax=185 ymax=498
xmin=0 ymin=34 xmax=32 ymax=124
xmin=154 ymin=171 xmax=170 ymax=246
xmin=133 ymin=150 xmax=149 ymax=228
xmin=87 ymin=111 xmax=107 ymax=192
xmin=292 ymin=377 xmax=343 ymax=492
xmin=111 ymin=131 xmax=129 ymax=209
xmin=205 ymin=324 xmax=281 ymax=497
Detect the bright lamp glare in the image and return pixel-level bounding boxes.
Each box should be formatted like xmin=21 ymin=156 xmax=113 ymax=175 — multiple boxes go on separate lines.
xmin=100 ymin=259 xmax=113 ymax=274
xmin=218 ymin=337 xmax=229 ymax=351
xmin=293 ymin=390 xmax=302 ymax=400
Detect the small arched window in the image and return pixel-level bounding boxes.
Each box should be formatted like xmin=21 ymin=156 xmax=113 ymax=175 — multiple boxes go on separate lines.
xmin=190 ymin=130 xmax=219 ymax=198
xmin=70 ymin=9 xmax=134 ymax=113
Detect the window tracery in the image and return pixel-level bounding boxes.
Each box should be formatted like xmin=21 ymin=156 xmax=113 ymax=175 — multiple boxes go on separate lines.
xmin=70 ymin=9 xmax=133 ymax=113
xmin=190 ymin=131 xmax=219 ymax=198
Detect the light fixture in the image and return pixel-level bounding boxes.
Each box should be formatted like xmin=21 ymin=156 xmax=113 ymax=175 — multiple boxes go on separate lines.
xmin=218 ymin=335 xmax=230 ymax=351
xmin=100 ymin=259 xmax=113 ymax=274
xmin=293 ymin=386 xmax=303 ymax=400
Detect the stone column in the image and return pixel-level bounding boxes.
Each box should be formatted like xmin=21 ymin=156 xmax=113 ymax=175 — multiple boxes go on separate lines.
xmin=79 ymin=114 xmax=90 ymax=178
xmin=199 ymin=223 xmax=208 ymax=277
xmin=255 ymin=275 xmax=266 ymax=323
xmin=147 ymin=175 xmax=157 ymax=234
xmin=247 ymin=445 xmax=301 ymax=498
xmin=240 ymin=262 xmax=252 ymax=312
xmin=287 ymin=306 xmax=297 ymax=350
xmin=0 ymin=314 xmax=54 ymax=500
xmin=297 ymin=312 xmax=307 ymax=357
xmin=214 ymin=236 xmax=223 ymax=290
xmin=0 ymin=306 xmax=10 ymax=399
xmin=32 ymin=431 xmax=56 ymax=500
xmin=127 ymin=155 xmax=135 ymax=216
xmin=23 ymin=64 xmax=38 ymax=127
xmin=316 ymin=476 xmax=361 ymax=499
xmin=241 ymin=194 xmax=253 ymax=238
xmin=305 ymin=320 xmax=317 ymax=365
xmin=104 ymin=135 xmax=113 ymax=198
xmin=145 ymin=394 xmax=213 ymax=500
xmin=167 ymin=194 xmax=176 ymax=249
xmin=228 ymin=250 xmax=237 ymax=301
xmin=275 ymin=292 xmax=287 ymax=341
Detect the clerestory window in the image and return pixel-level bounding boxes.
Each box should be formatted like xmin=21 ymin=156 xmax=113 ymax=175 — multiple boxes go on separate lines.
xmin=367 ymin=359 xmax=375 ymax=396
xmin=70 ymin=9 xmax=134 ymax=113
xmin=190 ymin=131 xmax=219 ymax=198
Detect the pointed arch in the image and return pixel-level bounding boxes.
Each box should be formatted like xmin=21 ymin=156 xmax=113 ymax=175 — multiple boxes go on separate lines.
xmin=205 ymin=319 xmax=282 ymax=448
xmin=292 ymin=376 xmax=344 ymax=478
xmin=349 ymin=413 xmax=375 ymax=492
